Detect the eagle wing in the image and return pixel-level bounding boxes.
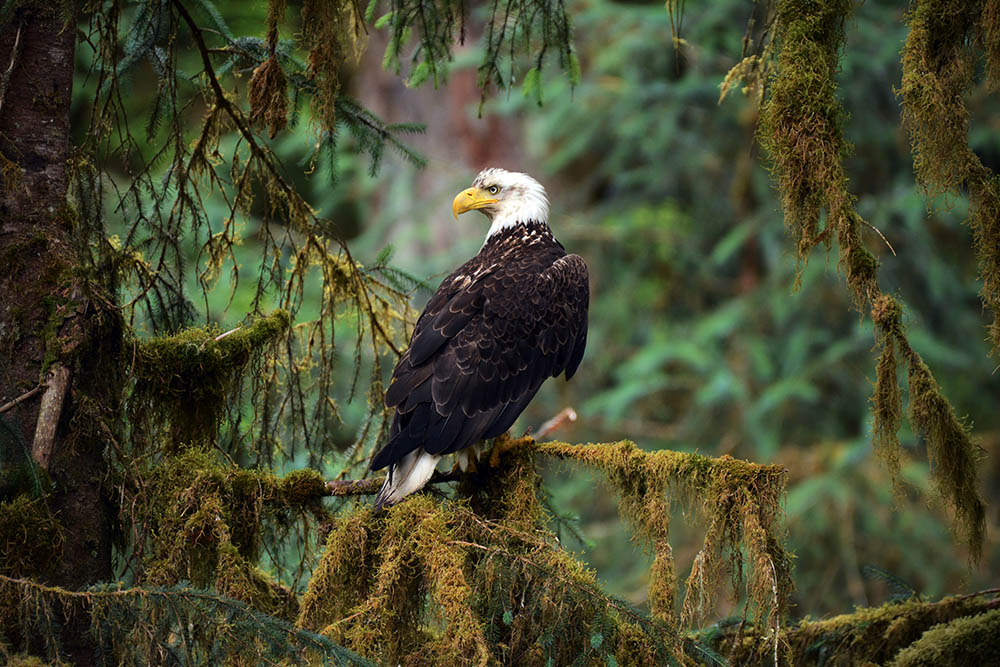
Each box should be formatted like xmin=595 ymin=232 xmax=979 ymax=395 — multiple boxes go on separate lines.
xmin=371 ymin=253 xmax=589 ymax=471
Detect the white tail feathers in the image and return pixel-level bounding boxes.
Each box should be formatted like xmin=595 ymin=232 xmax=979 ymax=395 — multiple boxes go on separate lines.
xmin=373 ymin=448 xmax=442 ymax=509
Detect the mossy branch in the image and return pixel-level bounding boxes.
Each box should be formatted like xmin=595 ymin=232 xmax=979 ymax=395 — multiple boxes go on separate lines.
xmin=759 ymin=0 xmax=986 ymax=560
xmin=706 ymin=591 xmax=1000 ymax=666
xmin=536 ymin=439 xmax=792 ymax=633
xmin=900 ymin=0 xmax=1000 ymax=357
xmin=298 ymin=436 xmax=793 ymax=665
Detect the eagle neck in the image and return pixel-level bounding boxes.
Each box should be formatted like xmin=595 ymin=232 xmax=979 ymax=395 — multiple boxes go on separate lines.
xmin=482 ymin=219 xmax=553 ymax=250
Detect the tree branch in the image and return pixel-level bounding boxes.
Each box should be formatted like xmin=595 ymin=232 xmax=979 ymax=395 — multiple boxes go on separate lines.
xmin=0 ymin=383 xmax=45 ymax=414
xmin=325 ymin=469 xmax=464 ymax=497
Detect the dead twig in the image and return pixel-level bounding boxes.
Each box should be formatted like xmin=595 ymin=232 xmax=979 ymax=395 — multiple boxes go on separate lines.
xmin=533 ymin=407 xmax=577 ymax=440
xmin=0 ymin=383 xmax=45 ymax=414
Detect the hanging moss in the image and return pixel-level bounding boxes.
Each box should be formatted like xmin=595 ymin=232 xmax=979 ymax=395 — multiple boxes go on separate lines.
xmin=0 ymin=495 xmax=63 ymax=579
xmin=758 ymin=0 xmax=854 ymax=263
xmin=298 ymin=438 xmax=799 ymax=665
xmin=760 ymin=0 xmax=987 ymax=561
xmin=906 ymin=358 xmax=985 ymax=559
xmin=129 ymin=309 xmax=290 ymax=447
xmin=900 ymin=0 xmax=1000 ymax=356
xmin=131 ymin=446 xmax=329 ymax=621
xmin=872 ymin=296 xmax=904 ymax=490
xmin=890 ymin=608 xmax=1000 ymax=667
xmin=536 ymin=439 xmax=792 ymax=635
xmin=984 ymin=1 xmax=1000 ymax=90
xmin=300 ymin=0 xmax=366 ymax=130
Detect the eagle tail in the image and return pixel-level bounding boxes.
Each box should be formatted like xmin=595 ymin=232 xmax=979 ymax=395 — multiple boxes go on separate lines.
xmin=373 ymin=448 xmax=441 ymax=509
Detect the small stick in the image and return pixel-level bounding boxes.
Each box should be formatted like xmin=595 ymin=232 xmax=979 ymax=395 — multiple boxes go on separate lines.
xmin=534 ymin=407 xmax=577 ymax=440
xmin=0 ymin=383 xmax=45 ymax=414
xmin=214 ymin=326 xmax=242 ymax=342
xmin=862 ymin=219 xmax=896 ymax=256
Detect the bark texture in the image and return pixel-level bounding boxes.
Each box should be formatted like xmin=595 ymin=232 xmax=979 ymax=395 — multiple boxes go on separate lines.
xmin=0 ymin=7 xmax=114 ymax=663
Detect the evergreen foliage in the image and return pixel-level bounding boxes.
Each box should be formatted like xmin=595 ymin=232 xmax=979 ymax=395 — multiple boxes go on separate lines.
xmin=1 ymin=0 xmax=997 ymax=664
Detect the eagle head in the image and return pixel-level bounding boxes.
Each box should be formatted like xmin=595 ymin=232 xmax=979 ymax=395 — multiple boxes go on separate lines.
xmin=452 ymin=168 xmax=550 ymax=236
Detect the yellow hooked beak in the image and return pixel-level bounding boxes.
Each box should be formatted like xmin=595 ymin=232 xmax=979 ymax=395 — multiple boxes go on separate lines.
xmin=452 ymin=187 xmax=498 ymax=219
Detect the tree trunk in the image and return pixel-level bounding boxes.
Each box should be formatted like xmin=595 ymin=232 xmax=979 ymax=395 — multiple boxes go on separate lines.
xmin=0 ymin=5 xmax=115 ymax=663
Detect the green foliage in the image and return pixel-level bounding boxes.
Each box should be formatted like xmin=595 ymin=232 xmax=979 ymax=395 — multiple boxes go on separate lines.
xmin=0 ymin=575 xmax=371 ymax=666
xmin=372 ymin=0 xmax=577 ymax=104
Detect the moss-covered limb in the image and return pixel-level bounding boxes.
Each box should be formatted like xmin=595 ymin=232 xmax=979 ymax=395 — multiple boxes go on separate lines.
xmin=300 ymin=488 xmax=690 ymax=665
xmin=891 ymin=607 xmax=1000 ymax=667
xmin=760 ymin=0 xmax=987 ymax=559
xmin=704 ymin=592 xmax=1000 ymax=666
xmin=127 ymin=447 xmax=330 ymax=620
xmin=129 ymin=309 xmax=290 ymax=447
xmin=900 ymin=0 xmax=1000 ymax=357
xmin=0 ymin=574 xmax=372 ymax=665
xmin=534 ymin=439 xmax=792 ymax=631
xmin=300 ymin=497 xmax=491 ymax=665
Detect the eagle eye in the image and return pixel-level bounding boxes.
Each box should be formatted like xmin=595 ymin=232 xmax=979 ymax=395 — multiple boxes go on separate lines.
xmin=488 ymin=185 xmax=499 ymax=194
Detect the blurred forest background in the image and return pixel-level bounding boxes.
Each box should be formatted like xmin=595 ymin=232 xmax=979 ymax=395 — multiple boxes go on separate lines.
xmin=80 ymin=0 xmax=1000 ymax=619
xmin=3 ymin=0 xmax=997 ymax=658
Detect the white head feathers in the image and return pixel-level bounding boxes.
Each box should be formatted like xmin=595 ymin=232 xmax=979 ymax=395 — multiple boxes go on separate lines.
xmin=471 ymin=168 xmax=550 ymax=239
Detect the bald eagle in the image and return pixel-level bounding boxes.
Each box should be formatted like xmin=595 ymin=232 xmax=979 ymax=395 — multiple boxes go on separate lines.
xmin=370 ymin=168 xmax=590 ymax=507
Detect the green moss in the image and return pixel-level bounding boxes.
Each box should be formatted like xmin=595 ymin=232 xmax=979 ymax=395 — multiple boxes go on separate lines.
xmin=900 ymin=0 xmax=1000 ymax=356
xmin=906 ymin=357 xmax=985 ymax=560
xmin=299 ymin=445 xmax=692 ymax=666
xmin=759 ymin=0 xmax=855 ymax=263
xmin=131 ymin=446 xmax=328 ymax=620
xmin=535 ymin=440 xmax=792 ymax=632
xmin=0 ymin=495 xmax=63 ymax=578
xmin=3 ymin=656 xmax=58 ymax=667
xmin=984 ymin=3 xmax=1000 ymax=90
xmin=129 ymin=310 xmax=290 ymax=446
xmin=708 ymin=595 xmax=995 ymax=666
xmin=900 ymin=0 xmax=980 ymax=197
xmin=890 ymin=608 xmax=1000 ymax=666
